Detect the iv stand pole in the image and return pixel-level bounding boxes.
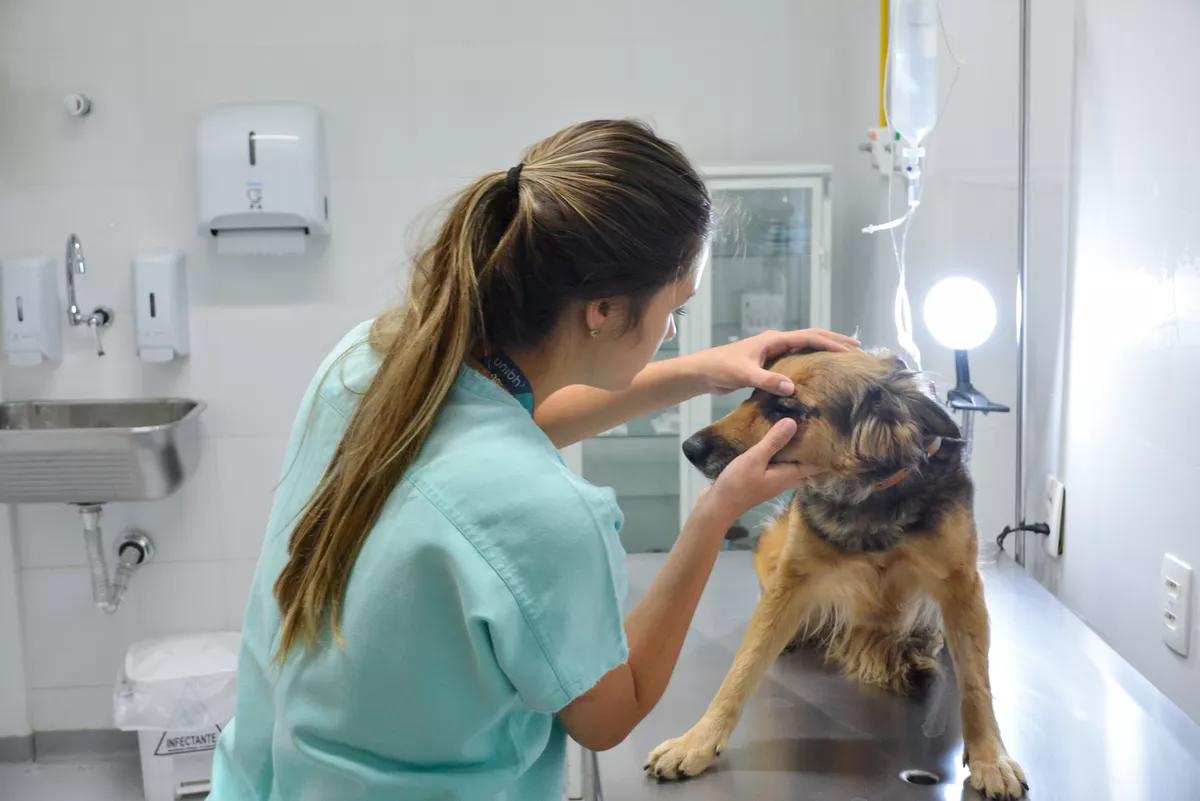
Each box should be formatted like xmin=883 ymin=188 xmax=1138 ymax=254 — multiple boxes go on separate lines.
xmin=1014 ymin=0 xmax=1032 ymax=564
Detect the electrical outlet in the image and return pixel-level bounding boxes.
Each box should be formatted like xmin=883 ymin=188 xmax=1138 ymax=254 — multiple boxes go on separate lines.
xmin=1162 ymin=554 xmax=1193 ymax=656
xmin=1042 ymin=476 xmax=1066 ymax=557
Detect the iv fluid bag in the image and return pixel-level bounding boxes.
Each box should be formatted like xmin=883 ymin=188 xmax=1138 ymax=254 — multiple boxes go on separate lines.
xmin=889 ymin=0 xmax=939 ymax=145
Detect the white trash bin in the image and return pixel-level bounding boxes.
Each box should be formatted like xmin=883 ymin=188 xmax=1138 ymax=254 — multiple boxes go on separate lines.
xmin=114 ymin=631 xmax=240 ymax=801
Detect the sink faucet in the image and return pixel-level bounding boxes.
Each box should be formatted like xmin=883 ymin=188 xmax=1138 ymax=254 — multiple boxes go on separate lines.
xmin=64 ymin=234 xmax=114 ymax=356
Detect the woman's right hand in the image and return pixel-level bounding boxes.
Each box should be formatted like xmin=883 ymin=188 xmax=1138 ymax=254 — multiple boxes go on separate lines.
xmin=700 ymin=418 xmax=825 ymax=523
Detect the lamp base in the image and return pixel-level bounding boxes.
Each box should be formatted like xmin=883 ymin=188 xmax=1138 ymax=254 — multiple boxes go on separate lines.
xmin=948 ymin=350 xmax=1010 ymax=414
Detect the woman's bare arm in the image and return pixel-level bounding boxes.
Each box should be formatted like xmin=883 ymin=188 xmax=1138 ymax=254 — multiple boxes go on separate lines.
xmin=536 ymin=329 xmax=857 ymax=447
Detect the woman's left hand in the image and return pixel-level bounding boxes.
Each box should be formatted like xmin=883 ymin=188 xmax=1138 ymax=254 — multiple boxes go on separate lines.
xmin=684 ymin=329 xmax=860 ymax=397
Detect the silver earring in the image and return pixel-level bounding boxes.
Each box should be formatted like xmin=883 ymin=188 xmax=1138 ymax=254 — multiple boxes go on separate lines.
xmin=589 ymin=329 xmax=600 ymax=338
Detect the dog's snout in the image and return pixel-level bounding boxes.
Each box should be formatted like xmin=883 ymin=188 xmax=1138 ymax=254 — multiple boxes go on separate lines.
xmin=681 ymin=434 xmax=712 ymax=466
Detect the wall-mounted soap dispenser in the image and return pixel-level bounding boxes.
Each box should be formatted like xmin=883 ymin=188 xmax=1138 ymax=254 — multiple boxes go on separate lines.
xmin=1 ymin=255 xmax=62 ymax=366
xmin=133 ymin=250 xmax=190 ymax=362
xmin=195 ymin=103 xmax=329 ymax=256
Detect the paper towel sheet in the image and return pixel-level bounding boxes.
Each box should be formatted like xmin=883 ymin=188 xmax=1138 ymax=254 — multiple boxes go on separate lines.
xmin=216 ymin=229 xmax=307 ymax=256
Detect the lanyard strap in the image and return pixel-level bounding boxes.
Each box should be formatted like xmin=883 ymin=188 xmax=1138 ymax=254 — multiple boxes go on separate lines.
xmin=482 ymin=352 xmax=535 ymax=416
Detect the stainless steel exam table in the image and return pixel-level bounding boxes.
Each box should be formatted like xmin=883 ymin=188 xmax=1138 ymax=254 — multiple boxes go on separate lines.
xmin=586 ymin=552 xmax=1200 ymax=801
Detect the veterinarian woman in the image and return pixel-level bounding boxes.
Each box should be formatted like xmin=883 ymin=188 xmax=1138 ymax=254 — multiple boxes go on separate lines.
xmin=210 ymin=120 xmax=857 ymax=801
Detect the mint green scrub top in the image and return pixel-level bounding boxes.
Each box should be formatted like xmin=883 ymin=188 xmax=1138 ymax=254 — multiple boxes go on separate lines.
xmin=210 ymin=321 xmax=629 ymax=801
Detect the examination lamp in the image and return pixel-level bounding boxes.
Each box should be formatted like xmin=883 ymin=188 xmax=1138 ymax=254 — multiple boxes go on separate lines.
xmin=923 ymin=277 xmax=1009 ymax=463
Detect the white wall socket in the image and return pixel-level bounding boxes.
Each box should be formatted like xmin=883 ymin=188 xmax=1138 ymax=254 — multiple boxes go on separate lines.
xmin=1162 ymin=554 xmax=1193 ymax=657
xmin=1043 ymin=476 xmax=1066 ymax=557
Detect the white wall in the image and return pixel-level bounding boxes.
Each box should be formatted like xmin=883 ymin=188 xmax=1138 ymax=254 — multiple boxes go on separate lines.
xmin=1023 ymin=0 xmax=1200 ymax=722
xmin=0 ymin=0 xmax=871 ymax=732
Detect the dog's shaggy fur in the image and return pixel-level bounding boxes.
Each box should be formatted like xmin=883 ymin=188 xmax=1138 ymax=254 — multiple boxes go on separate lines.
xmin=645 ymin=349 xmax=1028 ymax=800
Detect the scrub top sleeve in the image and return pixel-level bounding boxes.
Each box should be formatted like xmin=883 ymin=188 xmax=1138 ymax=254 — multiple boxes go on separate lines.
xmin=488 ymin=491 xmax=629 ymax=715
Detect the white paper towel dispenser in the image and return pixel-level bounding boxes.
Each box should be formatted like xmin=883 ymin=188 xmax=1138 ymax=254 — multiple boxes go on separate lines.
xmin=196 ymin=103 xmax=329 ymax=255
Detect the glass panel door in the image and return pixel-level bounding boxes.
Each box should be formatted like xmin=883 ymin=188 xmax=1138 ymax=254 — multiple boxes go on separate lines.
xmin=695 ymin=175 xmax=829 ymax=549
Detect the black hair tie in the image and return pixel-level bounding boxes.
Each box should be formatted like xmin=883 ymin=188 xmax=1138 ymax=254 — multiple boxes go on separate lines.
xmin=505 ymin=162 xmax=524 ymax=194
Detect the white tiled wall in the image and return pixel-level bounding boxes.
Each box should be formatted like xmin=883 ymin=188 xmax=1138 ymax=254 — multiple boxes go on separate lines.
xmin=0 ymin=0 xmax=871 ymax=732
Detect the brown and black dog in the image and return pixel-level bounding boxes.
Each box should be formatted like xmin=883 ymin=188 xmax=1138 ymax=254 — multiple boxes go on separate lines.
xmin=645 ymin=349 xmax=1027 ymax=800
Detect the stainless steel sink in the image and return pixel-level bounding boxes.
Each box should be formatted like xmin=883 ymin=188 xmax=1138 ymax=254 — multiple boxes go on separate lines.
xmin=0 ymin=399 xmax=205 ymax=504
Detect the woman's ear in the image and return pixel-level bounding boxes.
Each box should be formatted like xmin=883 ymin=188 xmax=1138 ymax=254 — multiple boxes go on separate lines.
xmin=585 ymin=298 xmax=633 ymax=340
xmin=584 ymin=300 xmax=610 ymax=337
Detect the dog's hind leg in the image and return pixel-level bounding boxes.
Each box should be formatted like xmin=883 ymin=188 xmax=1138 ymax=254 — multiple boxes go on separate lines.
xmin=902 ymin=623 xmax=945 ymax=694
xmin=827 ymin=622 xmax=943 ymax=696
xmin=645 ymin=565 xmax=823 ymax=781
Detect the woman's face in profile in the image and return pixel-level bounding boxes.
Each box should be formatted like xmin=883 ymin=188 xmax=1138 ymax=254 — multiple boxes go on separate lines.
xmin=593 ymin=252 xmax=706 ymax=391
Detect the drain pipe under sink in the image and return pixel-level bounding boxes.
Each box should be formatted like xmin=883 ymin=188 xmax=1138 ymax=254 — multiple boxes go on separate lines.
xmin=77 ymin=504 xmax=154 ymax=614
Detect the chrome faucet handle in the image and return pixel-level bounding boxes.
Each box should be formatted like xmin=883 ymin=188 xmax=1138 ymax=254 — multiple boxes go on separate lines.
xmin=66 ymin=234 xmax=85 ymax=274
xmin=65 ymin=234 xmax=87 ymax=325
xmin=87 ymin=306 xmax=113 ymax=357
xmin=63 ymin=235 xmax=113 ymax=355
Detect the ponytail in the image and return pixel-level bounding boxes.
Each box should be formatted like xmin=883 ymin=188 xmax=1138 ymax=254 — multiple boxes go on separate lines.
xmin=273 ymin=171 xmax=511 ymax=660
xmin=274 ymin=119 xmax=711 ymax=660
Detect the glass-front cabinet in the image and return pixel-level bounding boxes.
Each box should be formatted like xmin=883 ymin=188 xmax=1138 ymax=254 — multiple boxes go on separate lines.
xmin=562 ymin=166 xmax=832 ymax=554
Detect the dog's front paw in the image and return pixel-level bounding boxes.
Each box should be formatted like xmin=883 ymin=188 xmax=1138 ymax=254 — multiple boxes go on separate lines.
xmin=966 ymin=752 xmax=1028 ymax=799
xmin=644 ymin=721 xmax=727 ymax=781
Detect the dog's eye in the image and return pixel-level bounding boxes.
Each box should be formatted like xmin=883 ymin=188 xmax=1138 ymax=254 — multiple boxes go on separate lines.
xmin=771 ymin=398 xmax=818 ymax=421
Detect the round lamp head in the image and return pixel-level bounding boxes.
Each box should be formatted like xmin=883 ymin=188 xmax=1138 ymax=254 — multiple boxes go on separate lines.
xmin=923 ymin=277 xmax=996 ymax=351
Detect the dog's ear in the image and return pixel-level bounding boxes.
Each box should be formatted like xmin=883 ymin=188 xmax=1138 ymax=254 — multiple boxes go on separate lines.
xmin=850 ymin=383 xmax=922 ymax=468
xmin=854 ymin=384 xmax=905 ymax=426
xmin=905 ymin=389 xmax=961 ymax=439
xmin=850 ymin=372 xmax=962 ymax=469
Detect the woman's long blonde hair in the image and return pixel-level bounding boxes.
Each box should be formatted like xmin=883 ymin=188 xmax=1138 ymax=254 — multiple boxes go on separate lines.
xmin=273 ymin=120 xmax=711 ymax=660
